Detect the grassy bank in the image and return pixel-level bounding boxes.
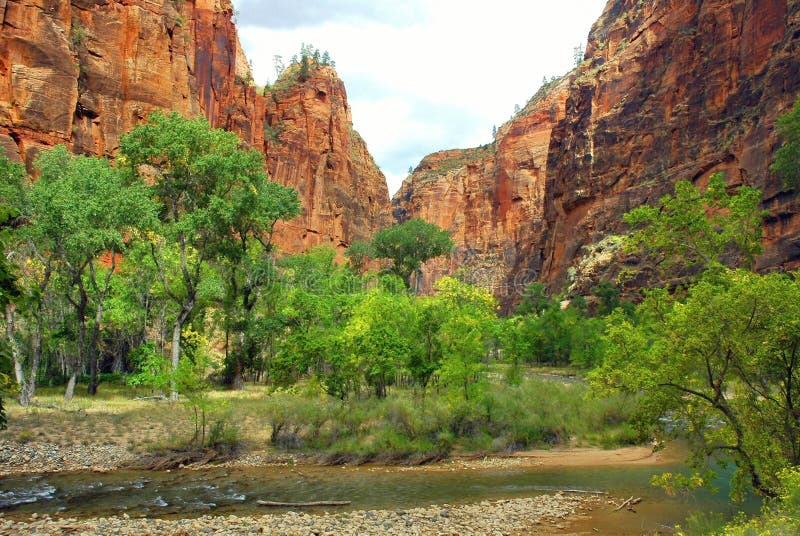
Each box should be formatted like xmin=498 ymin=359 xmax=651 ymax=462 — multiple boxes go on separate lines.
xmin=1 ymin=370 xmax=645 ymax=464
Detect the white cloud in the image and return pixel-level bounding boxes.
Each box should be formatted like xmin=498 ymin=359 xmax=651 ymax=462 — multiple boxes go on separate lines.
xmin=233 ymin=0 xmax=607 ymax=195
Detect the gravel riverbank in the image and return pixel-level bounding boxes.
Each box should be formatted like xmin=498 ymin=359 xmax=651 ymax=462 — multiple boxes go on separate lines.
xmin=0 ymin=439 xmax=668 ymax=477
xmin=0 ymin=440 xmax=134 ymax=475
xmin=0 ymin=494 xmax=600 ymax=535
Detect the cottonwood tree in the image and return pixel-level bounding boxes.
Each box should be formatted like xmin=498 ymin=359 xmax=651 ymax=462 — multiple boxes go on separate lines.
xmin=592 ymin=271 xmax=800 ymax=499
xmin=0 ymin=193 xmax=21 ymax=425
xmin=342 ymin=287 xmax=413 ymax=398
xmin=12 ymin=147 xmax=155 ymax=400
xmin=591 ymin=176 xmax=793 ymax=499
xmin=371 ymin=219 xmax=454 ymax=290
xmin=211 ymin=172 xmax=299 ymax=389
xmin=623 ymin=172 xmax=764 ymax=275
xmin=121 ymin=111 xmax=287 ymax=398
xmin=434 ymin=277 xmax=497 ymax=401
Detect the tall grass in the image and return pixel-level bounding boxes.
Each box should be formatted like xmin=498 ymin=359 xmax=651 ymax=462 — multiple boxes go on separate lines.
xmin=2 ymin=376 xmax=644 ymax=461
xmin=260 ymin=377 xmax=644 ymax=462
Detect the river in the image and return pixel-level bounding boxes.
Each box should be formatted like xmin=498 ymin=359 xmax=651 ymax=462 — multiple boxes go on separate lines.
xmin=0 ymin=456 xmax=758 ymax=534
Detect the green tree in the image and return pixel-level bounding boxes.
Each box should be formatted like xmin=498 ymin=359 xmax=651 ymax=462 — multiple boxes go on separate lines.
xmin=623 ymin=172 xmax=764 ymax=275
xmin=772 ymin=96 xmax=800 ymax=189
xmin=371 ymin=219 xmax=454 ymax=289
xmin=0 ymin=197 xmax=21 ymax=427
xmin=210 ymin=157 xmax=299 ymax=390
xmin=344 ymin=240 xmax=373 ymax=275
xmin=0 ymin=155 xmax=34 ymax=407
xmin=120 ymin=111 xmax=271 ymax=398
xmin=515 ymin=282 xmax=550 ymax=316
xmin=592 ymin=270 xmax=800 ymax=499
xmin=434 ymin=277 xmax=497 ymax=400
xmin=407 ymin=296 xmax=446 ymax=395
xmin=23 ymin=147 xmax=155 ymax=399
xmin=342 ymin=289 xmax=413 ymax=398
xmin=272 ymin=247 xmax=363 ymax=396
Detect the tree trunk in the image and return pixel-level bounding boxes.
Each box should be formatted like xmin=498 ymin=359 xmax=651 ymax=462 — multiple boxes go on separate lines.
xmin=88 ymin=351 xmax=98 ymax=395
xmin=6 ymin=305 xmax=24 ymax=385
xmin=170 ymin=318 xmax=182 ymax=401
xmin=232 ymin=359 xmax=244 ymax=390
xmin=87 ymin=299 xmax=106 ymax=396
xmin=231 ymin=330 xmax=246 ymax=390
xmin=19 ymin=319 xmax=42 ymax=406
xmin=64 ymin=369 xmax=78 ymax=402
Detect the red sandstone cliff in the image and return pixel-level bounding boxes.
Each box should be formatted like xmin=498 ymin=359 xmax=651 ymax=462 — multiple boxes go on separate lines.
xmin=542 ymin=0 xmax=800 ymax=293
xmin=393 ymin=78 xmax=570 ymax=298
xmin=395 ymin=0 xmax=800 ymax=300
xmin=0 ymin=0 xmax=390 ymax=253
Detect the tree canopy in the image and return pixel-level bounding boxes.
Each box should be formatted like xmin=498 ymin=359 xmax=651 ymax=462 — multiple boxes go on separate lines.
xmin=623 ymin=172 xmax=764 ymax=275
xmin=371 ymin=218 xmax=454 ymax=289
xmin=772 ymin=96 xmax=800 ymax=190
xmin=592 ymin=270 xmax=800 ymax=498
xmin=119 ymin=111 xmax=298 ymax=395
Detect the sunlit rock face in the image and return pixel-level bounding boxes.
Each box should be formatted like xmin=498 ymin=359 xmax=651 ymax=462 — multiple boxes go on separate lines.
xmin=393 ymin=79 xmax=571 ymax=305
xmin=0 ymin=0 xmax=390 ymax=254
xmin=395 ymin=0 xmax=800 ymax=305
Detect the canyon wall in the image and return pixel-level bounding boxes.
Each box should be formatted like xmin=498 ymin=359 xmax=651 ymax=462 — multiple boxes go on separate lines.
xmin=0 ymin=0 xmax=390 ymax=253
xmin=395 ymin=0 xmax=800 ymax=301
xmin=393 ymin=78 xmax=570 ymax=299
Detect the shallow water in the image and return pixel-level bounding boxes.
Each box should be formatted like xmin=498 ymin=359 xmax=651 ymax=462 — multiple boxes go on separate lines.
xmin=0 ymin=461 xmax=757 ymax=533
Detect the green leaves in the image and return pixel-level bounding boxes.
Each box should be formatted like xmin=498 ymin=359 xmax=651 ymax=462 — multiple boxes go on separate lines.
xmin=772 ymin=97 xmax=800 ymax=190
xmin=28 ymin=146 xmax=156 ymax=265
xmin=623 ymin=172 xmax=765 ymax=274
xmin=592 ymin=269 xmax=800 ymax=498
xmin=371 ymin=218 xmax=454 ymax=288
xmin=120 ymin=111 xmax=300 ymax=384
xmin=341 ymin=289 xmax=414 ymax=398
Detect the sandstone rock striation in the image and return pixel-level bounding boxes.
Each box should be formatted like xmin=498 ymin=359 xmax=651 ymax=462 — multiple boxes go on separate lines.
xmin=394 ymin=0 xmax=800 ymax=302
xmin=0 ymin=0 xmax=390 ymax=253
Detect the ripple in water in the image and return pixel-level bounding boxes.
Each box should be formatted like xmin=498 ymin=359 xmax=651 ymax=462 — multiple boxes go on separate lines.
xmin=0 ymin=484 xmax=57 ymax=508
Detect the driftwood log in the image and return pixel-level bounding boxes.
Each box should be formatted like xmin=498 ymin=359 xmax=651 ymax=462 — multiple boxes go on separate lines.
xmin=556 ymin=489 xmax=608 ymax=495
xmin=257 ymin=500 xmax=351 ymax=507
xmin=612 ymin=496 xmax=642 ymax=512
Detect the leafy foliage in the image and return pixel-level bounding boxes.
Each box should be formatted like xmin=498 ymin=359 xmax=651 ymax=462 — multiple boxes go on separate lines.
xmin=772 ymin=96 xmax=800 ymax=190
xmin=120 ymin=111 xmax=297 ymax=394
xmin=593 ymin=270 xmax=800 ymax=499
xmin=707 ymin=467 xmax=800 ymax=535
xmin=0 ymin=173 xmax=21 ymax=427
xmin=623 ymin=172 xmax=765 ymax=274
xmin=371 ymin=219 xmax=454 ymax=289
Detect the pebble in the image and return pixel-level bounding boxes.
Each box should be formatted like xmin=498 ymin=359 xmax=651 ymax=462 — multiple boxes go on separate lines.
xmin=0 ymin=440 xmax=134 ymax=476
xmin=1 ymin=495 xmax=599 ymax=535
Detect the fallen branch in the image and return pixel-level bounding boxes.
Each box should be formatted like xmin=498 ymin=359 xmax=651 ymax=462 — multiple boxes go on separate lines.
xmin=556 ymin=489 xmax=607 ymax=495
xmin=134 ymin=395 xmax=168 ymax=401
xmin=257 ymin=500 xmax=351 ymax=507
xmin=612 ymin=496 xmax=641 ymax=512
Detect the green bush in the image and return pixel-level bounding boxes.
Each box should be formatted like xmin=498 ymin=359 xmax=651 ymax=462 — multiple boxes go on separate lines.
xmin=207 ymin=419 xmax=241 ymax=455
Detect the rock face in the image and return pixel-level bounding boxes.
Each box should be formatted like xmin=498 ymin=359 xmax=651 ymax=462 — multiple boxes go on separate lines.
xmin=0 ymin=0 xmax=390 ymax=253
xmin=393 ymin=78 xmax=570 ymax=300
xmin=542 ymin=0 xmax=800 ymax=293
xmin=395 ymin=0 xmax=800 ymax=301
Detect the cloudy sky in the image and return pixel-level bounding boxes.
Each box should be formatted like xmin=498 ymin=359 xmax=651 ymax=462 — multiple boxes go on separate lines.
xmin=232 ymin=0 xmax=608 ymax=195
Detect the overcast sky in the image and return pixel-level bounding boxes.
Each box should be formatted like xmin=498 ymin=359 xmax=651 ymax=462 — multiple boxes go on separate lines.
xmin=232 ymin=0 xmax=608 ymax=195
